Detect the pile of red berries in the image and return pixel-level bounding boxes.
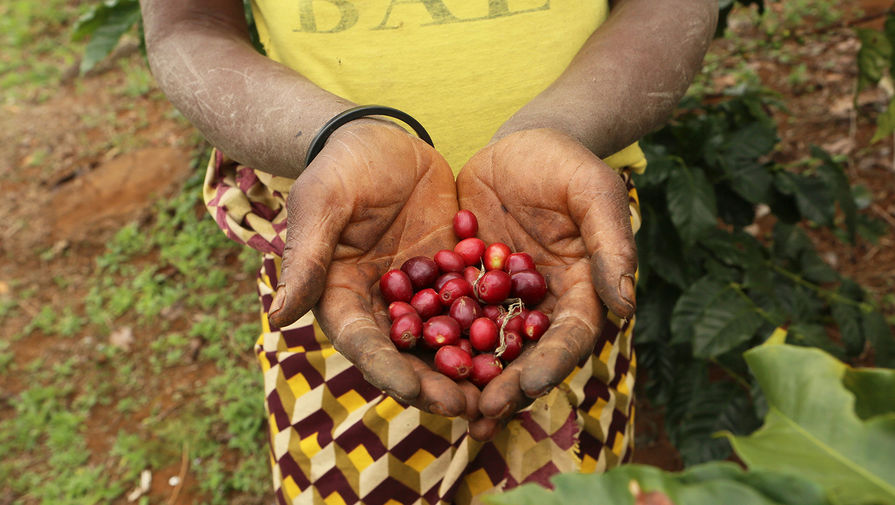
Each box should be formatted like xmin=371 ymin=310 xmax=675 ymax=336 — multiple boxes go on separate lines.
xmin=380 ymin=210 xmax=551 ymax=388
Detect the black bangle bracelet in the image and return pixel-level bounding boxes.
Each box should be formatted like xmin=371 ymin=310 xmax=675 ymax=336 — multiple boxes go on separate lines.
xmin=305 ymin=105 xmax=435 ymax=166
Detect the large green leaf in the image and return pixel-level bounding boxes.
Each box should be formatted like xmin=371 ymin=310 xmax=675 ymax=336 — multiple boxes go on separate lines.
xmin=725 ymin=344 xmax=895 ymax=505
xmin=812 ymin=146 xmax=858 ymax=243
xmin=487 ymin=462 xmax=828 ymax=505
xmin=73 ymin=0 xmax=142 ymax=74
xmin=773 ymin=171 xmax=835 ymax=227
xmin=666 ymin=165 xmax=718 ymax=247
xmin=719 ymin=122 xmax=777 ymax=203
xmin=670 ymin=276 xmax=764 ymax=358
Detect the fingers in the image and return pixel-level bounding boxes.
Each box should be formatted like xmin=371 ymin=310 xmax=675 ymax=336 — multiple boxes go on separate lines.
xmin=518 ymin=279 xmax=602 ymax=397
xmin=568 ymin=158 xmax=638 ymax=319
xmin=479 ymin=275 xmax=602 ymax=413
xmin=269 ymin=166 xmax=352 ymax=328
xmin=315 ymin=282 xmax=422 ymax=403
xmin=403 ymin=353 xmax=469 ymax=418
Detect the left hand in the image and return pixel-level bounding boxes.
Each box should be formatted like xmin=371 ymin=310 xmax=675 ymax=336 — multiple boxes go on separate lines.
xmin=456 ymin=128 xmax=638 ymax=422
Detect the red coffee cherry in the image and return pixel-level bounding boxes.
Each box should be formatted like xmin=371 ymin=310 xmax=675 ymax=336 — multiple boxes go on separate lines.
xmin=454 ymin=238 xmax=486 ymax=266
xmin=505 ymin=252 xmax=536 ymax=274
xmin=388 ymin=301 xmax=417 ymax=321
xmin=411 ymin=288 xmax=442 ymax=320
xmin=439 ymin=278 xmax=473 ymax=307
xmin=523 ymin=310 xmax=550 ymax=341
xmin=449 ymin=296 xmax=482 ymax=331
xmin=435 ymin=345 xmax=473 ymax=380
xmin=469 ymin=353 xmax=503 ymax=387
xmin=476 ymin=270 xmax=512 ymax=305
xmin=469 ymin=317 xmax=499 ymax=352
xmin=483 ymin=243 xmax=512 ymax=271
xmin=401 ymin=256 xmax=439 ymax=291
xmin=423 ymin=315 xmax=461 ymax=348
xmin=434 ymin=250 xmax=466 ymax=274
xmin=499 ymin=330 xmax=523 ymax=362
xmin=380 ymin=269 xmax=413 ymax=303
xmin=389 ymin=313 xmax=422 ymax=350
xmin=510 ymin=269 xmax=547 ymax=306
xmin=452 ymin=210 xmax=478 ymax=239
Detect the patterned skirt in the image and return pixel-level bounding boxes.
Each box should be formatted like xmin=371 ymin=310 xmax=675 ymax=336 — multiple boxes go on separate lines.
xmin=203 ymin=150 xmax=642 ymax=505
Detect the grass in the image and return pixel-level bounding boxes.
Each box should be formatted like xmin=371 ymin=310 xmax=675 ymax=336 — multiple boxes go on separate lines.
xmin=3 ymin=159 xmax=271 ymax=503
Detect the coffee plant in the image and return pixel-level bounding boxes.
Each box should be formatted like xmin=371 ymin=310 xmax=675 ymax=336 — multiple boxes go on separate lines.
xmin=633 ymin=82 xmax=892 ymax=465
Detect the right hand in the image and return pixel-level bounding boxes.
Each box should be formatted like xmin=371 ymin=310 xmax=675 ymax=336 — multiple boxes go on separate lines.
xmin=267 ymin=120 xmax=491 ymax=431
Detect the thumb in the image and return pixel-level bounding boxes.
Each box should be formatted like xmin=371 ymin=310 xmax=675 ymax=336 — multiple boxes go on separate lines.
xmin=269 ymin=168 xmax=352 ymax=328
xmin=570 ymin=163 xmax=638 ymax=319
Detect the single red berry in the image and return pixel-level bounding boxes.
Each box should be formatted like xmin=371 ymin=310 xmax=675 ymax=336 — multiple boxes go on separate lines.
xmin=389 ymin=313 xmax=422 ymax=350
xmin=449 ymin=296 xmax=482 ymax=331
xmin=483 ymin=243 xmax=512 ymax=271
xmin=476 ymin=270 xmax=512 ymax=305
xmin=388 ymin=301 xmax=417 ymax=321
xmin=469 ymin=317 xmax=499 ymax=352
xmin=452 ymin=210 xmax=478 ymax=239
xmin=499 ymin=330 xmax=523 ymax=362
xmin=435 ymin=345 xmax=473 ymax=380
xmin=434 ymin=249 xmax=467 ymax=273
xmin=482 ymin=304 xmax=503 ymax=323
xmin=523 ymin=310 xmax=550 ymax=341
xmin=401 ymin=256 xmax=439 ymax=291
xmin=469 ymin=353 xmax=503 ymax=387
xmin=423 ymin=315 xmax=462 ymax=348
xmin=439 ymin=278 xmax=473 ymax=307
xmin=457 ymin=338 xmax=475 ymax=356
xmin=463 ymin=266 xmax=481 ymax=287
xmin=434 ymin=272 xmax=463 ymax=292
xmin=379 ymin=269 xmax=413 ymax=303
xmin=411 ymin=288 xmax=442 ymax=320
xmin=496 ymin=311 xmax=524 ymax=334
xmin=454 ymin=238 xmax=486 ymax=266
xmin=505 ymin=252 xmax=536 ymax=274
xmin=510 ymin=269 xmax=548 ymax=306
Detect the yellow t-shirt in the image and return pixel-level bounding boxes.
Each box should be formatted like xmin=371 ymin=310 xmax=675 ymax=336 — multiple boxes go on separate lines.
xmin=251 ymin=0 xmax=645 ymax=173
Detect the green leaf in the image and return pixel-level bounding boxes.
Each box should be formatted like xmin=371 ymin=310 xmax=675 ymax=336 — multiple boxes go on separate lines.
xmin=772 ymin=224 xmax=837 ymax=284
xmin=720 ymin=122 xmax=777 ymax=203
xmin=871 ymin=98 xmax=895 ymax=144
xmin=725 ymin=344 xmax=895 ymax=505
xmin=855 ymin=27 xmax=892 ymax=93
xmin=637 ymin=206 xmax=692 ymax=289
xmin=842 ymin=366 xmax=895 ymax=420
xmin=667 ymin=165 xmax=718 ymax=246
xmin=773 ymin=171 xmax=835 ymax=226
xmin=488 ymin=462 xmax=828 ymax=505
xmin=811 ymin=146 xmax=858 ymax=243
xmin=74 ymin=0 xmax=142 ymax=74
xmin=862 ymin=309 xmax=895 ymax=368
xmin=671 ymin=276 xmax=764 ymax=358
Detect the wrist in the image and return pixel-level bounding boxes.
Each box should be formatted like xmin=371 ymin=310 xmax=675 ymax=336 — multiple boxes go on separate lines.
xmin=306 ymin=105 xmax=434 ymax=166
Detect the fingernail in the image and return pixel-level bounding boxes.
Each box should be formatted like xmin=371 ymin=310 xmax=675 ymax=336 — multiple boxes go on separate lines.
xmin=270 ymin=286 xmax=286 ymax=319
xmin=619 ymin=274 xmax=636 ymax=312
xmin=429 ymin=402 xmax=447 ymax=417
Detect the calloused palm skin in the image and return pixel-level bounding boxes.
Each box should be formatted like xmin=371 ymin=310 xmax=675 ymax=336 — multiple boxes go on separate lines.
xmin=268 ymin=120 xmax=492 ymax=429
xmin=457 ymin=129 xmax=638 ymax=421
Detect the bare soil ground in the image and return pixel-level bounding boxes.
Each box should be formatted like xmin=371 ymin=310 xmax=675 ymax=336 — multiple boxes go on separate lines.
xmin=1 ymin=1 xmax=893 ymax=502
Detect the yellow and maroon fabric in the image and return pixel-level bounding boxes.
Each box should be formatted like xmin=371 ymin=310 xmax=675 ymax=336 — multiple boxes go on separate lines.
xmin=204 ymin=151 xmax=641 ymax=504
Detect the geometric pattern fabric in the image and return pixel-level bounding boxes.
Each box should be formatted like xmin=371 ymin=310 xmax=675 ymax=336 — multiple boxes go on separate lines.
xmin=204 ymin=151 xmax=641 ymax=504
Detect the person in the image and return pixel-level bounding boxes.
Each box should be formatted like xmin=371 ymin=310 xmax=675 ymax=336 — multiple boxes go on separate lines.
xmin=139 ymin=0 xmax=717 ymax=502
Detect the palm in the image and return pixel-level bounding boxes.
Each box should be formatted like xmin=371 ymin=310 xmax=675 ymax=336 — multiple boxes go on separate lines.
xmin=457 ymin=129 xmax=637 ymax=416
xmin=270 ymin=121 xmax=480 ymax=419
